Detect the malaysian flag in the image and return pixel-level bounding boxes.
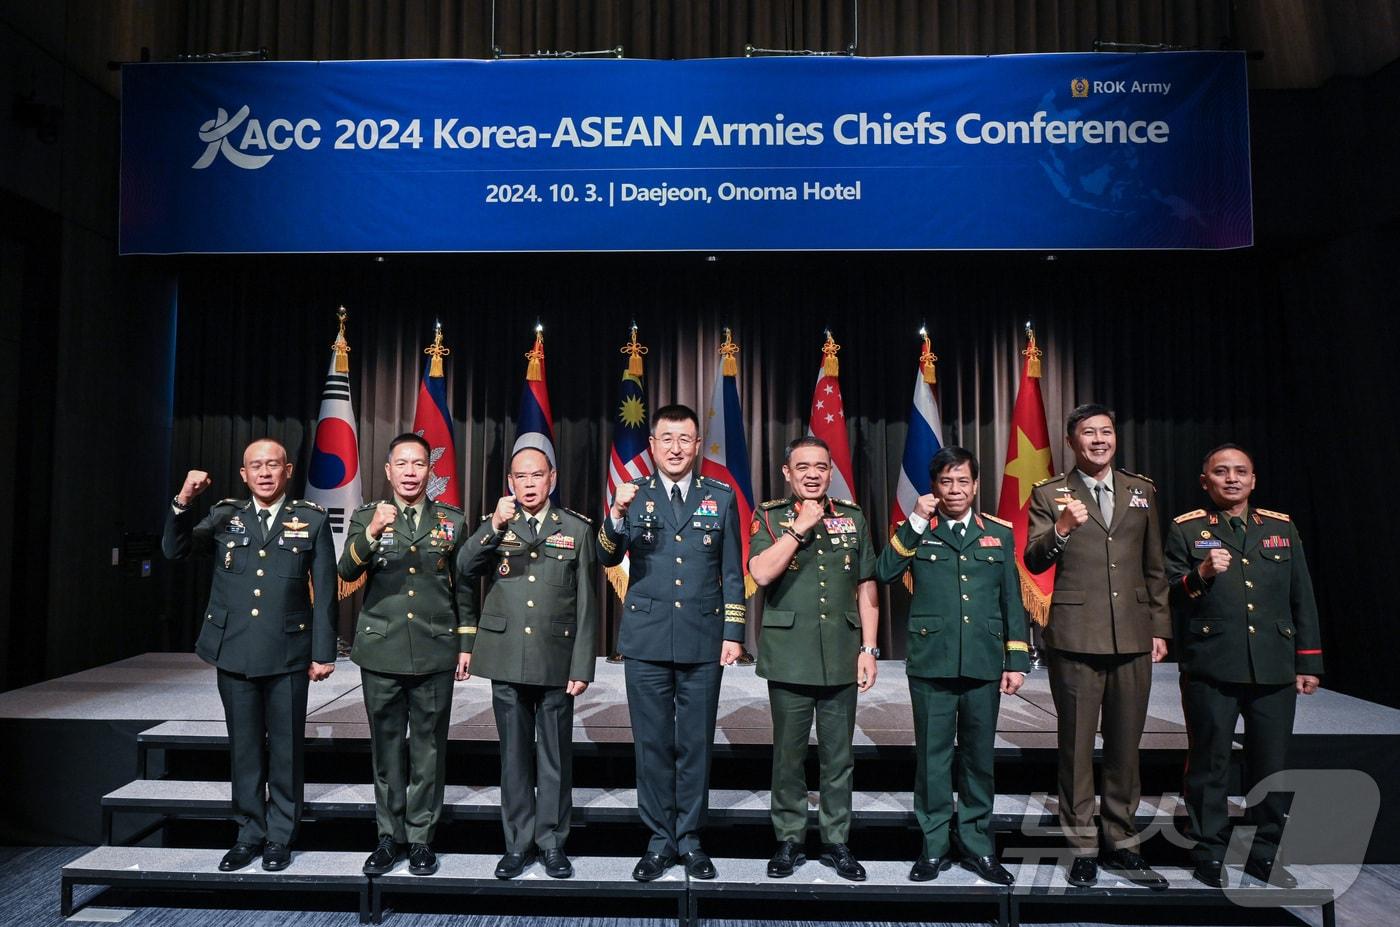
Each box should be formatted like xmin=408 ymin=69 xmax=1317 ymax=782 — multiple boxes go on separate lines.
xmin=603 ymin=325 xmax=655 ymax=601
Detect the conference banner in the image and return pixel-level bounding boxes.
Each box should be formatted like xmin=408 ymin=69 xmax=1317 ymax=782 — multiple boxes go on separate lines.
xmin=120 ymin=53 xmax=1251 ymax=254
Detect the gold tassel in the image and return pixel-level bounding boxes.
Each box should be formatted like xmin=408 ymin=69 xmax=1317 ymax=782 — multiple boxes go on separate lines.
xmin=919 ymin=330 xmax=938 ymax=384
xmin=424 ymin=321 xmax=450 ymax=379
xmin=622 ymin=324 xmax=647 ymax=376
xmin=719 ymin=327 xmax=739 ymax=377
xmin=525 ymin=329 xmax=544 ymax=382
xmin=821 ymin=330 xmax=840 ymax=376
xmin=1024 ymin=326 xmax=1043 ymax=379
xmin=902 ymin=570 xmax=914 ymax=595
xmin=744 ymin=575 xmax=757 ymax=599
xmin=605 ymin=564 xmax=629 ymax=602
xmin=1016 ymin=561 xmax=1052 ymax=627
xmin=332 ymin=307 xmax=351 ymax=374
xmin=338 ymin=573 xmax=366 ymax=600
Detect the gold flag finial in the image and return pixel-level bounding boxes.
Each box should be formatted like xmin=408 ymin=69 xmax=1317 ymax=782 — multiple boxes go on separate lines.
xmin=821 ymin=329 xmax=841 ymax=377
xmin=622 ymin=323 xmax=648 ymax=377
xmin=1023 ymin=321 xmax=1043 ymax=379
xmin=719 ymin=327 xmax=739 ymax=377
xmin=525 ymin=323 xmax=545 ymax=382
xmin=424 ymin=319 xmax=450 ymax=378
xmin=919 ymin=326 xmax=938 ymax=384
xmin=332 ymin=306 xmax=351 ymax=374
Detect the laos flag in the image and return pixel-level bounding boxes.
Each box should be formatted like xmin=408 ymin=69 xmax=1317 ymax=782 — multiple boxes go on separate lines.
xmin=411 ymin=323 xmax=461 ymax=506
xmin=305 ymin=315 xmax=363 ymax=559
xmin=513 ymin=327 xmax=560 ymax=503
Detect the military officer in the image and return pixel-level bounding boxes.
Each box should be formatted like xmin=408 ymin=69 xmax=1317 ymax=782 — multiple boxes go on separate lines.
xmin=1024 ymin=403 xmax=1171 ymax=890
xmin=338 ymin=433 xmax=472 ymax=878
xmin=596 ymin=403 xmax=747 ymax=882
xmin=876 ymin=446 xmax=1029 ymax=885
xmin=748 ymin=436 xmax=878 ymax=881
xmin=1166 ymin=444 xmax=1323 ymax=889
xmin=162 ymin=438 xmax=337 ymax=872
xmin=457 ymin=446 xmax=599 ymax=880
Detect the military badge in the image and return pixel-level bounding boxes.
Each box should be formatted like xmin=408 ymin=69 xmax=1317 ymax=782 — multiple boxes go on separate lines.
xmin=823 ymin=517 xmax=857 ymax=534
xmin=1262 ymin=535 xmax=1290 ymax=549
xmin=433 ymin=514 xmax=456 ymax=543
xmin=645 ymin=500 xmax=656 ymax=514
xmin=703 ymin=534 xmax=713 ymax=546
xmin=750 ymin=519 xmax=760 ymax=537
xmin=1129 ymin=495 xmax=1150 ymax=509
xmin=282 ymin=516 xmax=311 ymax=539
xmin=1200 ymin=531 xmax=1212 ymax=539
xmin=545 ymin=533 xmax=576 ymax=550
xmin=843 ymin=552 xmax=852 ymax=572
xmin=223 ymin=550 xmax=233 ymax=569
xmin=498 ymin=559 xmax=511 ymax=576
xmin=227 ymin=516 xmax=246 ymax=535
xmin=978 ymin=536 xmax=1003 ymax=547
xmin=695 ymin=499 xmax=720 ymax=517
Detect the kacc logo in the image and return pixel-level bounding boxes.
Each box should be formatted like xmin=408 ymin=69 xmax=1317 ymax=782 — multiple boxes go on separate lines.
xmin=192 ymin=106 xmax=321 ymax=170
xmin=192 ymin=106 xmax=273 ymax=170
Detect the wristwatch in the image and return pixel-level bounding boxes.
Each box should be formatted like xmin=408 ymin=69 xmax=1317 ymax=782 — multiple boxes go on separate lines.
xmin=859 ymin=645 xmax=881 ymax=658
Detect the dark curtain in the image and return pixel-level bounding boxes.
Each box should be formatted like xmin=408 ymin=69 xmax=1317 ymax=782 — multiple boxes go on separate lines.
xmin=166 ymin=218 xmax=1400 ymax=705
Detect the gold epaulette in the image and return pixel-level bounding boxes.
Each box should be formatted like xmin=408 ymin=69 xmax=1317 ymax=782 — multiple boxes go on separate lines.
xmin=982 ymin=513 xmax=1012 ymax=528
xmin=1033 ymin=474 xmax=1063 ymax=488
xmin=292 ymin=499 xmax=325 ymax=512
xmin=759 ymin=499 xmax=788 ymax=510
xmin=432 ymin=501 xmax=464 ymax=514
xmin=1120 ymin=468 xmax=1155 ymax=484
xmin=1256 ymin=507 xmax=1291 ymax=522
xmin=831 ymin=498 xmax=860 ymax=510
xmin=1174 ymin=509 xmax=1208 ymax=524
xmin=560 ymin=506 xmax=594 ymax=526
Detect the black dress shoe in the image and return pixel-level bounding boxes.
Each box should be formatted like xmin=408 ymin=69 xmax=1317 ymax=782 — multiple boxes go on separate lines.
xmin=767 ymin=840 xmax=806 ymax=878
xmin=363 ymin=836 xmax=403 ymax=875
xmin=1192 ymin=859 xmax=1226 ymax=888
xmin=262 ymin=842 xmax=291 ymax=871
xmin=408 ymin=843 xmax=438 ymax=876
xmin=1244 ymin=856 xmax=1297 ymax=889
xmin=632 ymin=852 xmax=675 ymax=882
xmin=962 ymin=854 xmax=1015 ymax=886
xmin=1100 ymin=848 xmax=1168 ymax=891
xmin=682 ymin=849 xmax=717 ymax=880
xmin=495 ymin=849 xmax=537 ymax=879
xmin=218 ymin=842 xmax=262 ymax=872
xmin=909 ymin=856 xmax=953 ymax=882
xmin=1066 ymin=856 xmax=1098 ymax=887
xmin=542 ymin=848 xmax=573 ymax=879
xmin=819 ymin=843 xmax=867 ymax=882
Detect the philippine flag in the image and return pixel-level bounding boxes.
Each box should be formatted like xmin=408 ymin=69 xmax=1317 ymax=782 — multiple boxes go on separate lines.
xmin=411 ymin=323 xmax=460 ymax=506
xmin=305 ymin=312 xmax=363 ymax=562
xmin=513 ymin=327 xmax=560 ymax=503
xmin=699 ymin=329 xmax=756 ymax=595
xmin=889 ymin=329 xmax=945 ymax=534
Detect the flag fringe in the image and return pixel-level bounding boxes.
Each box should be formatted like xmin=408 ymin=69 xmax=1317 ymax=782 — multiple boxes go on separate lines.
xmin=902 ymin=570 xmax=914 ymax=595
xmin=744 ymin=575 xmax=757 ymax=599
xmin=1015 ymin=561 xmax=1052 ymax=627
xmin=338 ymin=573 xmax=366 ymax=601
xmin=605 ymin=564 xmax=629 ymax=602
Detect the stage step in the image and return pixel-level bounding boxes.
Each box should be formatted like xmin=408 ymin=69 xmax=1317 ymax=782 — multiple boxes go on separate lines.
xmin=102 ymin=778 xmax=1244 ymax=844
xmin=60 ymin=846 xmax=372 ymax=921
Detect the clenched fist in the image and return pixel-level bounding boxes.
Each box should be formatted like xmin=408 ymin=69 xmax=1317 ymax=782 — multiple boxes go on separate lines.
xmin=1198 ymin=548 xmax=1232 ymax=579
xmin=912 ymin=493 xmax=938 ymax=520
xmin=492 ymin=495 xmax=518 ymax=531
xmin=792 ymin=499 xmax=824 ymax=535
xmin=368 ymin=502 xmax=399 ymax=539
xmin=611 ymin=482 xmax=639 ymax=520
xmin=1055 ymin=497 xmax=1090 ymax=536
xmin=177 ymin=470 xmax=212 ymax=507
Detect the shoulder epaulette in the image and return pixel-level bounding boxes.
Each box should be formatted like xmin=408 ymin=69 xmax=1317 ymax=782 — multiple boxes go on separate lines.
xmin=759 ymin=499 xmax=789 ymax=510
xmin=1256 ymin=507 xmax=1291 ymax=522
xmin=213 ymin=498 xmax=242 ymax=508
xmin=982 ymin=513 xmax=1012 ymax=528
xmin=292 ymin=499 xmax=325 ymax=512
xmin=831 ymin=498 xmax=861 ymax=510
xmin=630 ymin=475 xmax=648 ymax=485
xmin=560 ymin=506 xmax=594 ymax=526
xmin=355 ymin=500 xmax=383 ymax=512
xmin=1119 ymin=468 xmax=1155 ymax=484
xmin=699 ymin=475 xmax=732 ymax=492
xmin=1033 ymin=474 xmax=1063 ymax=488
xmin=1173 ymin=508 xmax=1208 ymax=524
xmin=432 ymin=501 xmax=464 ymax=514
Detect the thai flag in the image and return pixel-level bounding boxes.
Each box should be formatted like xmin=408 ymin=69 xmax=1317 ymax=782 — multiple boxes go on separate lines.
xmin=700 ymin=331 xmax=755 ymax=594
xmin=889 ymin=334 xmax=945 ymax=533
xmin=305 ymin=315 xmax=362 ymax=560
xmin=411 ymin=322 xmax=460 ymax=506
xmin=513 ymin=328 xmax=560 ymax=503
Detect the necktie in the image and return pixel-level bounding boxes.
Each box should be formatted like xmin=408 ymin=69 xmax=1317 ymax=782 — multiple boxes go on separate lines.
xmin=258 ymin=507 xmax=271 ymax=536
xmin=1095 ymin=482 xmax=1113 ymax=524
xmin=405 ymin=505 xmax=417 ymax=535
xmin=527 ymin=516 xmax=539 ymax=540
xmin=671 ymin=484 xmax=684 ymax=523
xmin=1229 ymin=515 xmax=1246 ymax=546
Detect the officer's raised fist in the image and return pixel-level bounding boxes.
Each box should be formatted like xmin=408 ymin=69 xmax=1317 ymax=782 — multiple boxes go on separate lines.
xmin=1055 ymin=497 xmax=1090 ymax=536
xmin=1199 ymin=547 xmax=1232 ymax=579
xmin=611 ymin=482 xmax=639 ymax=520
xmin=913 ymin=493 xmax=938 ymax=520
xmin=178 ymin=470 xmax=212 ymax=506
xmin=368 ymin=502 xmax=399 ymax=538
xmin=492 ymin=496 xmax=518 ymax=531
xmin=793 ymin=499 xmax=824 ymax=534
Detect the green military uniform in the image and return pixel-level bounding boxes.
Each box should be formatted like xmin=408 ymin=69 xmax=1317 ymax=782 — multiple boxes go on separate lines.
xmin=876 ymin=509 xmax=1030 ymax=860
xmin=163 ymin=495 xmax=337 ymax=849
xmin=749 ymin=496 xmax=875 ymax=846
xmin=457 ymin=503 xmax=599 ymax=854
xmin=338 ymin=498 xmax=472 ymax=846
xmin=1166 ymin=505 xmax=1323 ymax=867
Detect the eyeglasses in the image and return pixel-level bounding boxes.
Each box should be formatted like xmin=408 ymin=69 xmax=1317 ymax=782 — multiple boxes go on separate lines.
xmin=654 ymin=435 xmax=696 ymax=449
xmin=245 ymin=461 xmax=286 ymax=473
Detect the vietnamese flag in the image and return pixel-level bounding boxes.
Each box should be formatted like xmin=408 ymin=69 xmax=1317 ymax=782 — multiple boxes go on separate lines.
xmin=995 ymin=325 xmax=1055 ymax=626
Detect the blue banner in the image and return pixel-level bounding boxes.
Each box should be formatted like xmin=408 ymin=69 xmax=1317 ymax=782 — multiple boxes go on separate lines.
xmin=120 ymin=54 xmax=1251 ymax=253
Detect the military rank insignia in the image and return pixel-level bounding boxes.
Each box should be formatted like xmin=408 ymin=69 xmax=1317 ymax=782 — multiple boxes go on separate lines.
xmin=283 ymin=517 xmax=311 ymax=539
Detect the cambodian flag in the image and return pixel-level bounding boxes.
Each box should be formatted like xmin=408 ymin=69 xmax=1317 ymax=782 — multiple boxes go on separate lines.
xmin=305 ymin=313 xmax=362 ymax=561
xmin=513 ymin=327 xmax=560 ymax=503
xmin=411 ymin=323 xmax=460 ymax=506
xmin=889 ymin=330 xmax=945 ymax=534
xmin=700 ymin=329 xmax=756 ymax=595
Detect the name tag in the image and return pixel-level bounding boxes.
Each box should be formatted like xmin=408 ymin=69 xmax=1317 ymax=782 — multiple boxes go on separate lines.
xmin=545 ymin=533 xmax=576 ymax=550
xmin=226 ymin=516 xmax=246 ymax=535
xmin=823 ymin=517 xmax=857 ymax=534
xmin=284 ymin=530 xmax=310 ymax=539
xmin=381 ymin=529 xmax=396 ymax=547
xmin=978 ymin=536 xmax=1002 ymax=548
xmin=694 ymin=499 xmax=719 ymax=517
xmin=1194 ymin=539 xmax=1222 ymax=549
